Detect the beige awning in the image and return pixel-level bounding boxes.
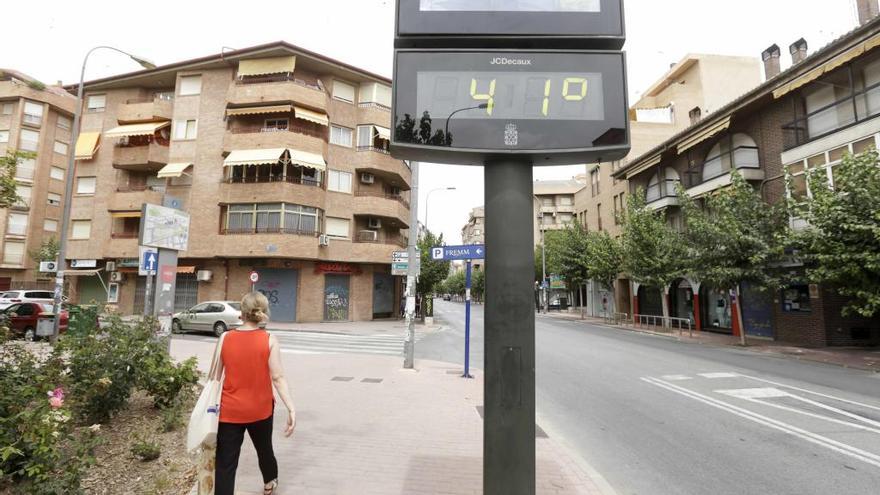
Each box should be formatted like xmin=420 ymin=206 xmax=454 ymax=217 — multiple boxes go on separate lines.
xmin=177 ymin=266 xmax=196 ymax=274
xmin=289 ymin=149 xmax=326 ymax=171
xmin=773 ymin=33 xmax=880 ymax=99
xmin=677 ymin=116 xmax=731 ymax=154
xmin=293 ymin=106 xmax=329 ymax=126
xmin=224 ymin=148 xmax=288 ymax=167
xmin=104 ymin=121 xmax=170 ymax=139
xmin=157 ymin=162 xmax=193 ymax=178
xmin=625 ymin=153 xmax=664 ymax=179
xmin=238 ymin=56 xmax=296 ymax=77
xmin=75 ymin=131 xmax=101 ymax=160
xmin=374 ymin=125 xmax=391 ymax=141
xmin=110 ymin=211 xmax=142 ymax=218
xmin=226 ymin=105 xmax=292 ymax=117
xmin=64 ymin=269 xmax=103 ymax=277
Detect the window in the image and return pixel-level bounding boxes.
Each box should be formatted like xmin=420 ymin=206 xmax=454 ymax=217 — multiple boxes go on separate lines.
xmin=86 ymin=94 xmax=106 ymax=112
xmin=782 ymin=285 xmax=812 ymax=312
xmin=50 ymin=167 xmax=65 ymax=181
xmin=71 ymin=220 xmax=91 ymax=239
xmin=689 ymin=107 xmax=702 ymax=125
xmin=53 ymin=140 xmax=68 ymax=155
xmin=76 ymin=177 xmax=97 ymax=195
xmin=357 ymin=125 xmax=374 ymax=148
xmin=1 ymin=103 xmax=12 ymax=115
xmin=224 ymin=203 xmax=320 ymax=234
xmin=264 ymin=118 xmax=288 ymax=131
xmin=16 ymin=185 xmax=32 ymax=207
xmin=6 ymin=213 xmax=28 ymax=236
xmin=590 ymin=168 xmax=600 ymax=196
xmin=23 ymin=101 xmax=43 ymax=126
xmin=333 ymin=80 xmax=356 ymax=103
xmin=19 ymin=129 xmax=39 ymax=152
xmin=325 ymin=217 xmax=351 ymax=238
xmin=541 ymin=214 xmax=554 ymax=226
xmin=330 ymin=125 xmax=353 ymax=147
xmin=540 ymin=197 xmax=553 ymax=207
xmin=558 ymin=196 xmax=573 ymax=206
xmin=853 ymin=136 xmax=877 ymax=154
xmin=47 ymin=193 xmax=61 ymax=206
xmin=597 ymin=203 xmax=603 ymax=231
xmin=2 ymin=241 xmax=24 ymax=265
xmin=57 ymin=115 xmax=72 ymax=130
xmin=178 ymin=75 xmax=202 ymax=96
xmin=559 ymin=213 xmax=573 ymax=224
xmin=359 ymin=82 xmax=392 ymax=107
xmin=327 ymin=170 xmax=352 ymax=193
xmin=44 ymin=219 xmax=58 ymax=232
xmin=174 ymin=119 xmax=198 ymax=140
xmin=0 ymin=131 xmax=8 ymax=143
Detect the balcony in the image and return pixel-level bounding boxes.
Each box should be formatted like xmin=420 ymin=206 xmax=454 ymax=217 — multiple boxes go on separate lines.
xmin=109 ymin=186 xmax=164 ymax=211
xmin=683 ymin=146 xmax=764 ymax=197
xmin=783 ymin=82 xmax=880 ymax=150
xmin=218 ymin=177 xmax=324 ymax=206
xmin=351 ymin=149 xmax=411 ymax=189
xmin=645 ymin=179 xmax=681 ymax=211
xmin=106 ymin=236 xmax=138 ymax=258
xmin=353 ymin=193 xmax=410 ymax=227
xmin=117 ymin=97 xmax=173 ymax=123
xmin=223 ymin=126 xmax=326 ymax=156
xmin=113 ymin=142 xmax=169 ymax=171
xmin=354 ymin=230 xmax=407 ymax=248
xmin=226 ymin=76 xmax=327 ymax=111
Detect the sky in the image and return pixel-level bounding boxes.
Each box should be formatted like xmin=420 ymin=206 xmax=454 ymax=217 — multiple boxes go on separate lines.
xmin=1 ymin=0 xmax=859 ymax=244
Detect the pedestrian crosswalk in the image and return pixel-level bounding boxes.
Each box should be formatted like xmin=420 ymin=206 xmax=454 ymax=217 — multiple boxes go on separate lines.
xmin=176 ymin=331 xmax=414 ymax=357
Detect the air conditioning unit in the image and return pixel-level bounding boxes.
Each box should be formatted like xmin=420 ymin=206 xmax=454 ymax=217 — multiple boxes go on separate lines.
xmin=39 ymin=261 xmax=58 ymax=273
xmin=109 ymin=272 xmax=125 ymax=283
xmin=359 ymin=230 xmax=378 ymax=242
xmin=360 ymin=173 xmax=375 ymax=184
xmin=318 ymin=234 xmax=330 ymax=247
xmin=196 ymin=270 xmax=213 ymax=282
xmin=105 ymin=261 xmax=117 ymax=272
xmin=368 ymin=217 xmax=382 ymax=229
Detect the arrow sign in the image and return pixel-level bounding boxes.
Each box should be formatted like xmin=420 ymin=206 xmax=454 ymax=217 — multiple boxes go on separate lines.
xmin=431 ymin=245 xmax=486 ymax=261
xmin=138 ymin=246 xmax=159 ymax=276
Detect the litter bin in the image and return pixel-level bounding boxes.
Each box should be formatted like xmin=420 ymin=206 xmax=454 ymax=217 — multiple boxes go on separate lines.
xmin=36 ymin=314 xmax=55 ymax=338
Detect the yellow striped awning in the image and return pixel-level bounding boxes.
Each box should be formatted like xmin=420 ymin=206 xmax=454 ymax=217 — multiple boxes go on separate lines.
xmin=104 ymin=121 xmax=170 ymax=139
xmin=625 ymin=153 xmax=663 ymax=179
xmin=374 ymin=125 xmax=391 ymax=141
xmin=237 ymin=56 xmax=296 ymax=77
xmin=289 ymin=149 xmax=326 ymax=171
xmin=226 ymin=105 xmax=292 ymax=117
xmin=294 ymin=106 xmax=329 ymax=126
xmin=224 ymin=148 xmax=288 ymax=167
xmin=110 ymin=211 xmax=142 ymax=218
xmin=74 ymin=131 xmax=101 ymax=160
xmin=677 ymin=116 xmax=731 ymax=154
xmin=157 ymin=162 xmax=193 ymax=178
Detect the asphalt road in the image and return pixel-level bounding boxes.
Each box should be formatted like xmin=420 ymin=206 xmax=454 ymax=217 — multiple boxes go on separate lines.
xmin=421 ymin=300 xmax=880 ymax=495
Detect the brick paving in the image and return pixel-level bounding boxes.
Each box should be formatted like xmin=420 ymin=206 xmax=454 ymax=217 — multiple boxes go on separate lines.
xmin=173 ymin=338 xmax=610 ymax=495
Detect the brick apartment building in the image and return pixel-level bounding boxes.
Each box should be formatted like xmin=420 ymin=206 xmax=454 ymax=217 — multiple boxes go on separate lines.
xmin=460 ymin=206 xmax=484 ymax=271
xmin=0 ymin=70 xmax=75 ymax=287
xmin=66 ymin=42 xmax=411 ymax=322
xmin=616 ymin=9 xmax=880 ymax=346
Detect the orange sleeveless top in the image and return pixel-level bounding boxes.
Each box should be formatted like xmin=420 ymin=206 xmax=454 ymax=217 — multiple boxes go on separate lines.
xmin=219 ymin=330 xmax=274 ymax=423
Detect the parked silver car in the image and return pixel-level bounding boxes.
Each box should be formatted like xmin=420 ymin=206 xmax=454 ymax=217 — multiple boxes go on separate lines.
xmin=0 ymin=290 xmax=55 ymax=310
xmin=172 ymin=301 xmax=242 ymax=337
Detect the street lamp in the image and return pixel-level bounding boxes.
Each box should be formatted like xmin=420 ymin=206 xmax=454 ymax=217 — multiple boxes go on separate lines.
xmin=533 ymin=196 xmax=548 ymax=314
xmin=444 ymin=103 xmax=488 ymax=145
xmin=424 ymin=186 xmax=457 ymax=234
xmin=52 ymin=46 xmax=156 ymax=340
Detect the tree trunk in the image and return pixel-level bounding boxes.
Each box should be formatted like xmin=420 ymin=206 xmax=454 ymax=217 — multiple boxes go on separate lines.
xmin=735 ymin=283 xmax=747 ymax=346
xmin=661 ymin=284 xmax=671 ymax=328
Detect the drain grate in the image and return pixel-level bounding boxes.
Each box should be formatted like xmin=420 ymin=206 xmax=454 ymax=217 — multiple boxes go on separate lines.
xmin=475 ymin=406 xmax=548 ymax=438
xmin=331 ymin=376 xmax=354 ymax=382
xmin=361 ymin=378 xmax=383 ymax=383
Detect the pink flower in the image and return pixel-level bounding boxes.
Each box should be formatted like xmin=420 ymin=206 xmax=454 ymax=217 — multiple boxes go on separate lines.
xmin=52 ymin=387 xmax=64 ymax=400
xmin=48 ymin=396 xmax=63 ymax=409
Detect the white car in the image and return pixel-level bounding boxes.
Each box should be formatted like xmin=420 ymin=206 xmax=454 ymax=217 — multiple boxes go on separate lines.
xmin=0 ymin=290 xmax=55 ymax=311
xmin=172 ymin=301 xmax=243 ymax=337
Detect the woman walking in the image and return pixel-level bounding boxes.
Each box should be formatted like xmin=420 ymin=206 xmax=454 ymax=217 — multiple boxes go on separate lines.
xmin=214 ymin=292 xmax=296 ymax=495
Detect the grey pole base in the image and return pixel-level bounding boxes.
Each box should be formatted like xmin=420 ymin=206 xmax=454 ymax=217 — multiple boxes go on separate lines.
xmin=484 ymin=161 xmax=536 ymax=495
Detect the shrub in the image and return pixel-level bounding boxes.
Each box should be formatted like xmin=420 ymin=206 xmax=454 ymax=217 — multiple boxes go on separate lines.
xmin=138 ymin=353 xmax=199 ymax=410
xmin=130 ymin=436 xmax=161 ymax=462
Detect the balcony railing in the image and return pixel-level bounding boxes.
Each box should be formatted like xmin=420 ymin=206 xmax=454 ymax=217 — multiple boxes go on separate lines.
xmin=357 ymin=145 xmax=390 ymax=155
xmin=111 ymin=232 xmax=138 ymax=239
xmin=782 ymin=82 xmax=880 ymax=150
xmin=224 ymin=175 xmax=321 ymax=187
xmin=125 ymin=94 xmax=173 ymax=104
xmin=235 ymin=74 xmax=322 ymax=91
xmin=229 ymin=125 xmax=326 ymax=140
xmin=684 ymin=146 xmax=760 ymax=188
xmin=354 ymin=190 xmax=410 ymax=208
xmin=358 ymin=102 xmax=391 ymax=111
xmin=354 ymin=231 xmax=407 ymax=247
xmin=222 ymin=227 xmax=319 ymax=236
xmin=646 ymin=179 xmax=681 ymax=203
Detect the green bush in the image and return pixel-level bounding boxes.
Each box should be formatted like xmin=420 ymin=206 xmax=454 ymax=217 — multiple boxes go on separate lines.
xmin=138 ymin=354 xmax=199 ymax=410
xmin=130 ymin=436 xmax=161 ymax=462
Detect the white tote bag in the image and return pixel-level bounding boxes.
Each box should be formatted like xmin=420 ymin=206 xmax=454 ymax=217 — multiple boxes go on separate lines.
xmin=187 ymin=333 xmax=227 ymax=452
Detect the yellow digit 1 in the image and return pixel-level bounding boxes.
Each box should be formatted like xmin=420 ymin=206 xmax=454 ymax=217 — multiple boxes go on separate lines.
xmin=562 ymin=77 xmax=588 ymax=101
xmin=542 ymin=79 xmax=551 ymax=116
xmin=470 ymin=78 xmax=496 ymax=115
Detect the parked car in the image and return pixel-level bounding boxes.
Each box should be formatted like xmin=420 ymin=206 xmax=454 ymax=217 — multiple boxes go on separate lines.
xmin=442 ymin=294 xmax=452 ymax=301
xmin=172 ymin=301 xmax=243 ymax=337
xmin=0 ymin=290 xmax=55 ymax=311
xmin=2 ymin=302 xmax=69 ymax=341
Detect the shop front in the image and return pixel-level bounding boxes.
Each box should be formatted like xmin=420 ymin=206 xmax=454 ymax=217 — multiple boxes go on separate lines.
xmin=700 ymin=285 xmax=733 ymax=334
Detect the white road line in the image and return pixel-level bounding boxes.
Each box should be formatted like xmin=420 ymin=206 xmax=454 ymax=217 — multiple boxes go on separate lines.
xmin=738 ymin=374 xmax=880 ymax=412
xmin=661 ymin=375 xmax=693 ymax=381
xmin=642 ymin=377 xmax=880 ymax=469
xmin=698 ymin=372 xmax=739 ymax=379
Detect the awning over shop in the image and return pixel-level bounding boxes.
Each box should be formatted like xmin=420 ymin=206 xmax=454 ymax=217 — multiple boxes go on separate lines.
xmin=677 ymin=116 xmax=731 ymax=154
xmin=293 ymin=106 xmax=329 ymax=126
xmin=226 ymin=104 xmax=292 ymax=117
xmin=157 ymin=162 xmax=193 ymax=178
xmin=74 ymin=131 xmax=101 ymax=160
xmin=110 ymin=211 xmax=142 ymax=218
xmin=374 ymin=125 xmax=391 ymax=141
xmin=177 ymin=266 xmax=196 ymax=274
xmin=224 ymin=148 xmax=288 ymax=167
xmin=104 ymin=121 xmax=170 ymax=139
xmin=773 ymin=33 xmax=880 ymax=99
xmin=64 ymin=269 xmax=103 ymax=277
xmin=237 ymin=56 xmax=296 ymax=77
xmin=289 ymin=149 xmax=326 ymax=171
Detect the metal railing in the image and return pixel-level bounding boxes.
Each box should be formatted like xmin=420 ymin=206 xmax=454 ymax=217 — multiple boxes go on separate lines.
xmin=356 ymin=145 xmax=390 ymax=155
xmin=782 ymin=82 xmax=880 ymax=150
xmin=633 ymin=314 xmax=693 ymax=337
xmin=354 ymin=231 xmax=407 ymax=247
xmin=358 ymin=102 xmax=391 ymax=111
xmin=224 ymin=175 xmax=321 ymax=187
xmin=646 ymin=179 xmax=681 ymax=203
xmin=110 ymin=232 xmax=138 ymax=239
xmin=602 ymin=312 xmax=631 ymax=325
xmin=354 ymin=190 xmax=410 ymax=208
xmin=228 ymin=125 xmax=327 ymax=140
xmin=235 ymin=74 xmax=323 ymax=92
xmin=222 ymin=227 xmax=319 ymax=236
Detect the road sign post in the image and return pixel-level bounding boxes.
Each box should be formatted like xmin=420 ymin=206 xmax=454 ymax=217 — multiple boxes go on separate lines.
xmin=139 ymin=246 xmax=158 ymax=316
xmin=432 ymin=245 xmax=485 ymax=379
xmin=249 ymin=271 xmax=260 ymax=292
xmin=464 ymin=260 xmax=473 ymax=379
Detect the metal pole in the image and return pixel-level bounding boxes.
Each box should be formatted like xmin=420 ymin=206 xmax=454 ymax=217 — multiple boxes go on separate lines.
xmin=541 ymin=232 xmax=547 ymax=313
xmin=484 ymin=161 xmax=535 ymax=494
xmin=463 ymin=260 xmax=473 ymax=378
xmin=403 ymin=161 xmax=420 ymax=369
xmin=144 ymin=271 xmax=154 ymax=316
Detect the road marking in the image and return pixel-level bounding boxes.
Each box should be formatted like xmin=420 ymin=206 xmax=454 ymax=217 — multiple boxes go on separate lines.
xmin=661 ymin=375 xmax=693 ymax=381
xmin=698 ymin=372 xmax=739 ymax=379
xmin=738 ymin=374 xmax=880 ymax=413
xmin=642 ymin=376 xmax=880 ymax=469
xmin=716 ymin=387 xmax=788 ymax=399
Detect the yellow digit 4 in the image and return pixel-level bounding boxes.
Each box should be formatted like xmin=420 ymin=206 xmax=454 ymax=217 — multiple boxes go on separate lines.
xmin=470 ymin=78 xmax=496 ymax=115
xmin=562 ymin=77 xmax=588 ymax=101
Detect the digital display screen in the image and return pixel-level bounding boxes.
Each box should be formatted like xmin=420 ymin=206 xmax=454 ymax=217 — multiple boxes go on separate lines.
xmin=419 ymin=0 xmax=600 ymax=12
xmin=416 ymin=71 xmax=604 ymax=121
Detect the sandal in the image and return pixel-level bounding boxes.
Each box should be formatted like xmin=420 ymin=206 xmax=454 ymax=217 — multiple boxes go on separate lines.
xmin=263 ymin=479 xmax=278 ymax=495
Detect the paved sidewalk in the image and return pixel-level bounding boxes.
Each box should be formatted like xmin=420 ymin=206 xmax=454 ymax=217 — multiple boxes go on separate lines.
xmin=173 ymin=338 xmax=610 ymax=495
xmin=540 ymin=311 xmax=880 ymax=372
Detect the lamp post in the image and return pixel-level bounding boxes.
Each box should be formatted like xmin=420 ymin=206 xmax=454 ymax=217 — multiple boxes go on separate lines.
xmin=533 ymin=196 xmax=548 ymax=314
xmin=424 ymin=186 xmax=456 ymax=234
xmin=444 ymin=103 xmax=488 ymax=145
xmin=51 ymin=46 xmax=156 ymax=341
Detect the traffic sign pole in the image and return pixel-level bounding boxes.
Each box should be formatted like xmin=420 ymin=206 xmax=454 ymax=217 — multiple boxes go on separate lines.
xmin=463 ymin=260 xmax=473 ymax=379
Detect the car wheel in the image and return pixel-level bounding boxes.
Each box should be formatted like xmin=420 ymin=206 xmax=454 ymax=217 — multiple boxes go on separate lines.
xmin=213 ymin=321 xmax=227 ymax=337
xmin=171 ymin=319 xmax=184 ymax=334
xmin=23 ymin=327 xmax=35 ymax=342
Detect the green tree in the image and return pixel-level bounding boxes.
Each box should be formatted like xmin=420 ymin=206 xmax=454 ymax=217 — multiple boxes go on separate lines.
xmin=621 ymin=189 xmax=687 ymax=321
xmin=797 ymin=150 xmax=880 ymax=317
xmin=583 ymin=230 xmax=623 ymax=309
xmin=445 ymin=270 xmax=466 ymax=297
xmin=416 ymin=230 xmax=450 ymax=297
xmin=471 ymin=268 xmax=485 ymax=302
xmin=0 ymin=151 xmax=27 ymax=209
xmin=29 ymin=237 xmax=60 ymax=272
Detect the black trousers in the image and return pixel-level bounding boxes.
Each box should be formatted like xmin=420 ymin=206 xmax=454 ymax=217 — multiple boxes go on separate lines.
xmin=215 ymin=414 xmax=278 ymax=495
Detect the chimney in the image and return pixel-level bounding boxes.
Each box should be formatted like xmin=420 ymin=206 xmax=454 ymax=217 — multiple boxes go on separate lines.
xmin=762 ymin=44 xmax=781 ymax=80
xmin=790 ymin=38 xmax=808 ymax=65
xmin=857 ymin=0 xmax=880 ymax=25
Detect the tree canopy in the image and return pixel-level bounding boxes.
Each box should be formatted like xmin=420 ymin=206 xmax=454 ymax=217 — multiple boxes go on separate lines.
xmin=416 ymin=230 xmax=450 ymax=297
xmin=0 ymin=151 xmax=26 ymax=209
